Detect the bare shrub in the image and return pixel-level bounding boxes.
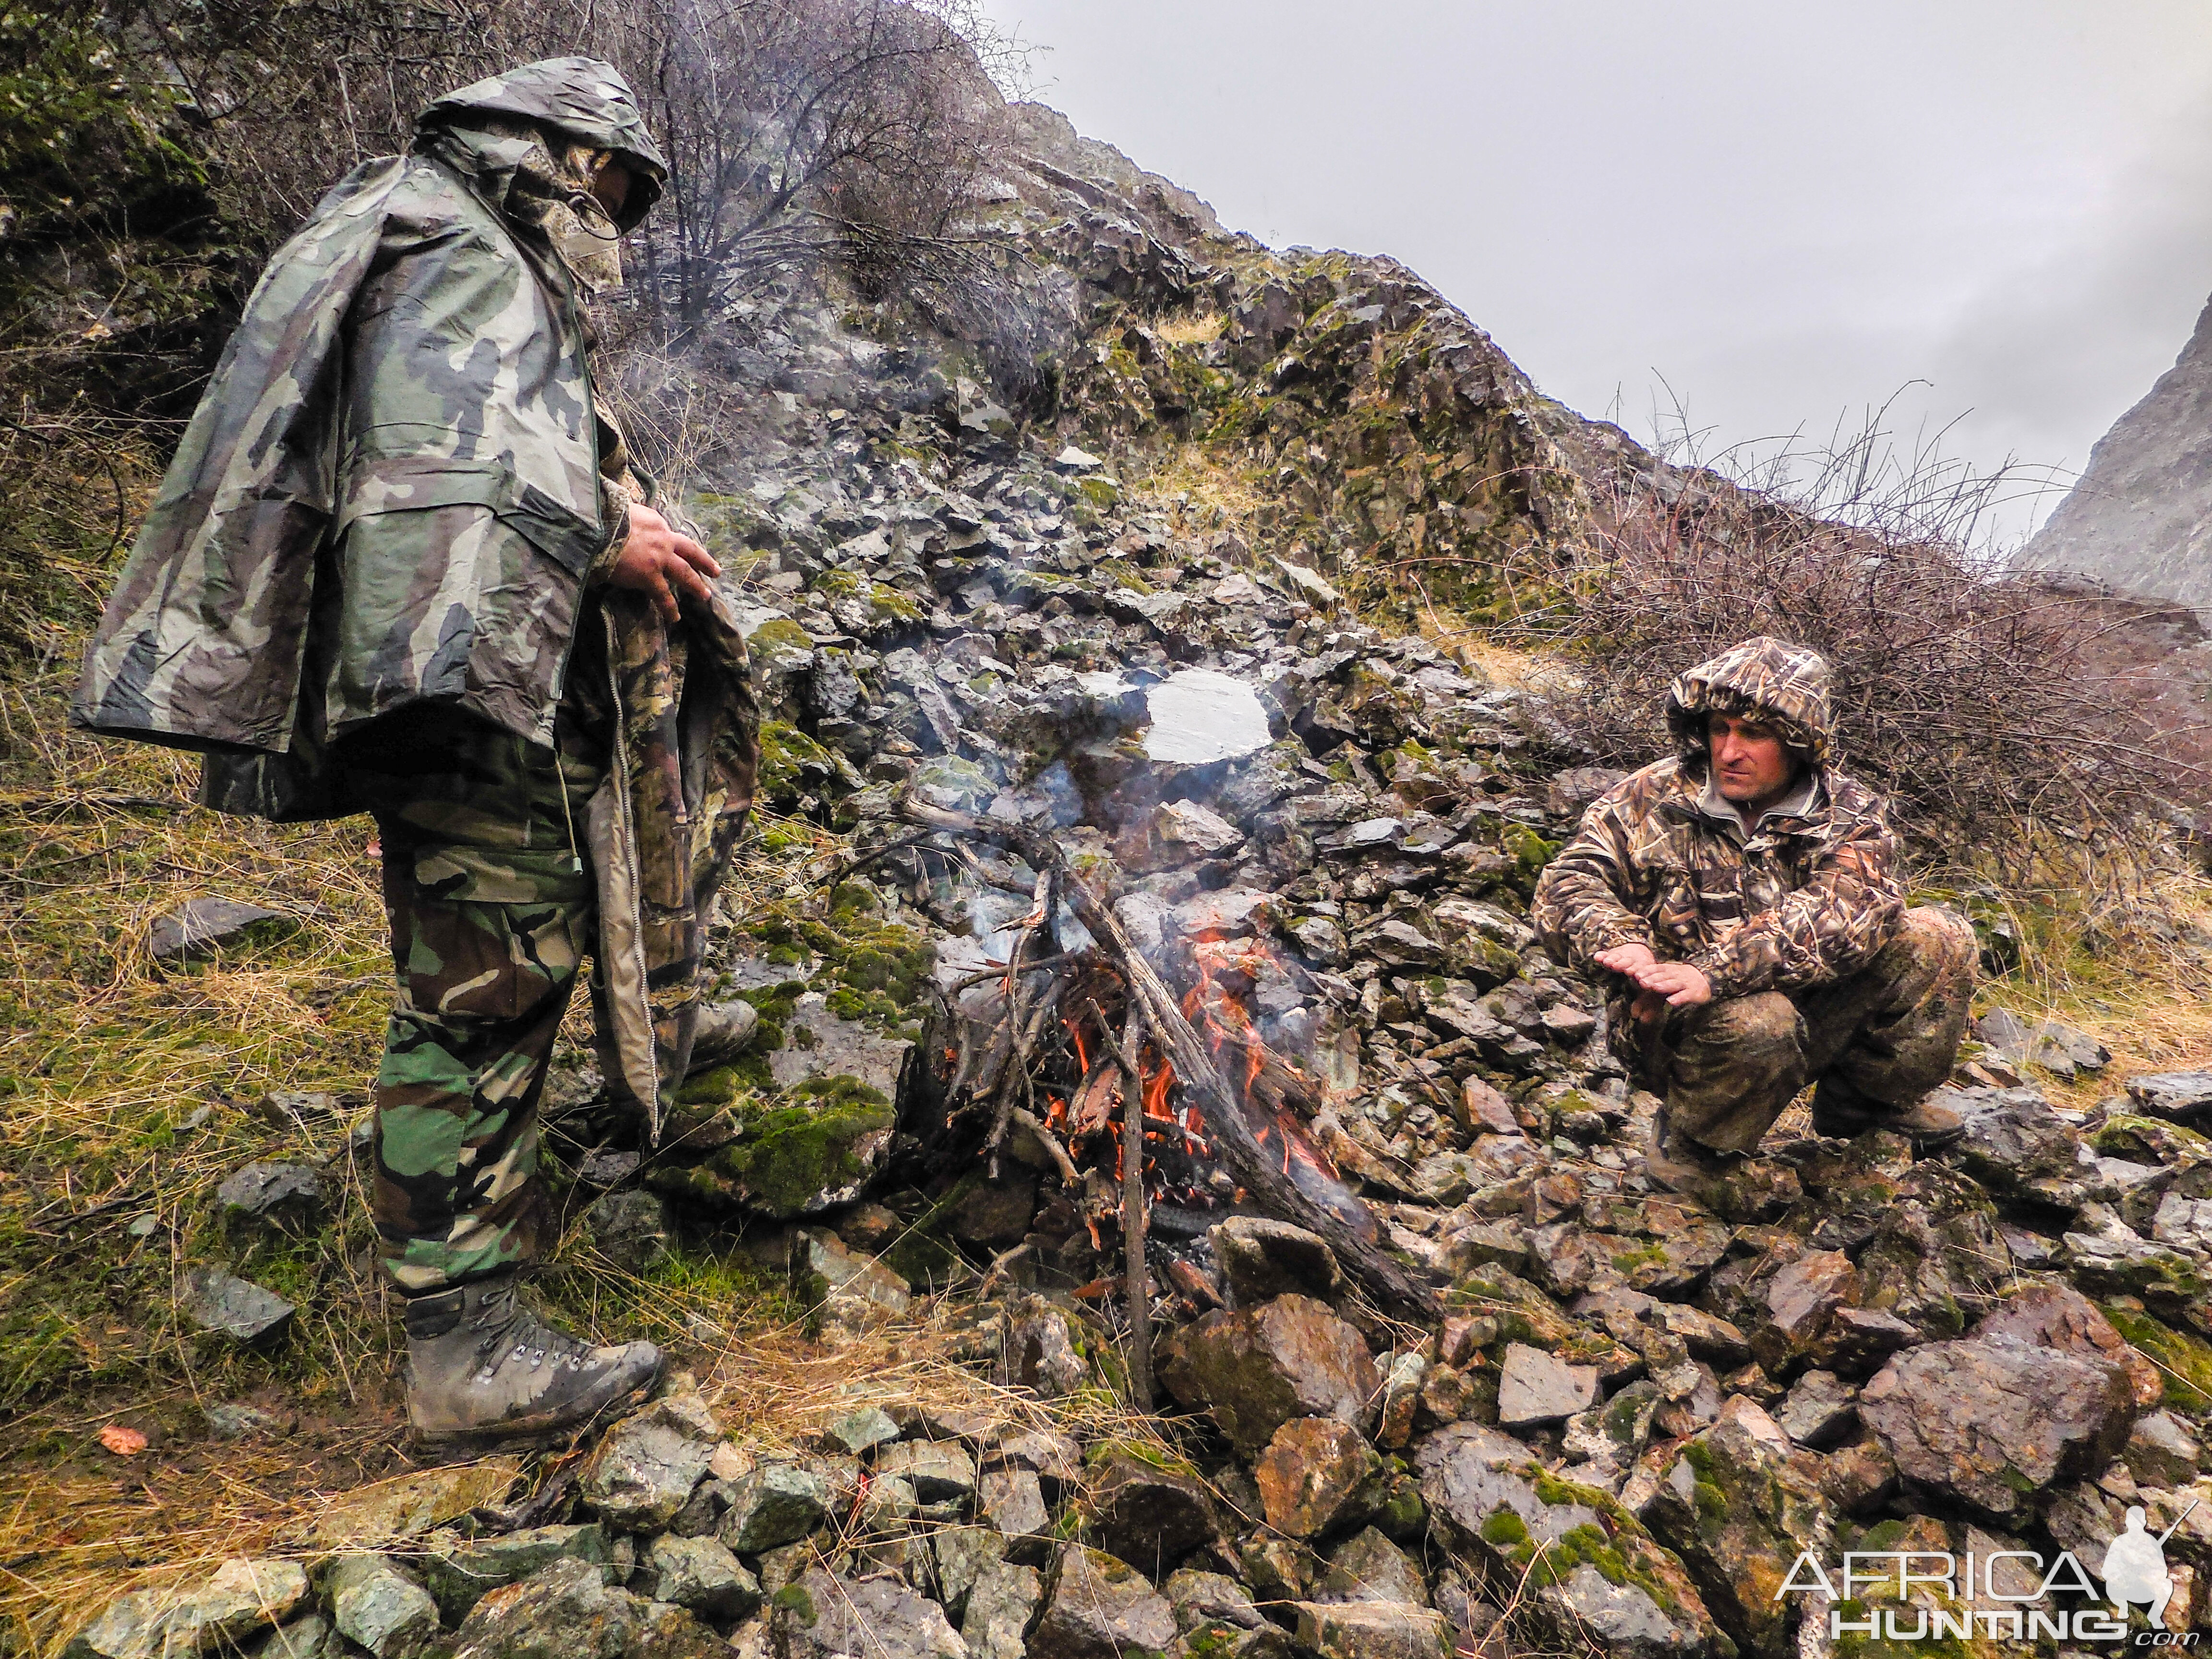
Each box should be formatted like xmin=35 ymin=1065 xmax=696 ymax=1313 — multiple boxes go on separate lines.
xmin=1533 ymin=420 xmax=2201 ymax=878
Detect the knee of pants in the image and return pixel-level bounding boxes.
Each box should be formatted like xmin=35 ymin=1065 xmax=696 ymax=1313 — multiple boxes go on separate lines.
xmin=1674 ymin=991 xmax=1805 ymax=1086
xmin=1893 ymin=904 xmax=1977 ymax=980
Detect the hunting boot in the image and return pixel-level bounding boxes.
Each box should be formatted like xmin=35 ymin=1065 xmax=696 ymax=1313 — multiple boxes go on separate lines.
xmin=1808 ymin=1077 xmax=1965 ymax=1150
xmin=1642 ymin=1105 xmax=1742 ymax=1208
xmin=404 ymin=1275 xmax=662 ymax=1448
xmin=685 ymin=998 xmax=760 ymax=1076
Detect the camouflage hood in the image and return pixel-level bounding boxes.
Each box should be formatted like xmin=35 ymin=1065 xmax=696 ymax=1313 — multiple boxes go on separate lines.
xmin=419 ymin=57 xmax=667 ymax=230
xmin=1664 ymin=636 xmax=1836 ymax=769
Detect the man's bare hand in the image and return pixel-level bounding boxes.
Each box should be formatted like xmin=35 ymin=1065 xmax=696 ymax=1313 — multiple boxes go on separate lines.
xmin=1630 ymin=988 xmax=1669 ymax=1025
xmin=1594 ymin=942 xmax=1658 ymax=977
xmin=1634 ymin=961 xmax=1713 ymax=1008
xmin=609 ymin=504 xmax=720 ymax=623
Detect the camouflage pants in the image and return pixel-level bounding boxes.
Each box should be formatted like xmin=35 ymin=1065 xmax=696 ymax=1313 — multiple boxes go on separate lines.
xmin=340 ymin=700 xmax=607 ymax=1294
xmin=1644 ymin=905 xmax=1977 ymax=1154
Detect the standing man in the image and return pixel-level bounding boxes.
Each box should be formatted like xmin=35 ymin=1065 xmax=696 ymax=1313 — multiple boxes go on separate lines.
xmin=1531 ymin=637 xmax=1973 ymax=1202
xmin=75 ymin=60 xmax=760 ymax=1447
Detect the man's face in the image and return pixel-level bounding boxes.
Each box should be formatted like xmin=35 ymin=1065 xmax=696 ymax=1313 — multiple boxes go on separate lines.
xmin=1708 ymin=712 xmax=1796 ymax=808
xmin=591 ymin=159 xmax=633 ymax=219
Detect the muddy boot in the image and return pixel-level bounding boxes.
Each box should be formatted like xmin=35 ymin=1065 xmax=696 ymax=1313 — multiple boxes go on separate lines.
xmin=404 ymin=1275 xmax=662 ymax=1449
xmin=1642 ymin=1106 xmax=1741 ymax=1208
xmin=685 ymin=999 xmax=760 ymax=1076
xmin=1810 ymin=1078 xmax=1965 ymax=1150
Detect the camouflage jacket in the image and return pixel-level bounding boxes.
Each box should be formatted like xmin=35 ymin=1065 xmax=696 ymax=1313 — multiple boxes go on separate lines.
xmin=71 ymin=60 xmax=759 ymax=1130
xmin=1530 ymin=637 xmax=1906 ymax=1021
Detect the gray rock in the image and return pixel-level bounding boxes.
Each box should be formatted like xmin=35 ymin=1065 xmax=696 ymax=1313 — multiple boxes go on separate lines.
xmin=327 ymin=1554 xmax=440 ymax=1659
xmin=2123 ymin=1409 xmax=2203 ymax=1487
xmin=773 ymin=1566 xmax=965 ymax=1659
xmin=931 ymin=1526 xmax=1008 ymax=1623
xmin=767 ymin=993 xmax=914 ymax=1113
xmin=1290 ymin=1601 xmax=1450 ymax=1659
xmin=1775 ymin=1370 xmax=1859 ymax=1450
xmin=1207 ymin=1216 xmax=1343 ymax=1305
xmin=1163 ymin=1570 xmax=1263 ymax=1631
xmin=582 ymin=1189 xmax=671 ymax=1271
xmin=203 ymin=1401 xmax=285 ymax=1440
xmin=148 ymin=897 xmax=288 ymax=962
xmin=1087 ymin=1450 xmax=1223 ymax=1568
xmin=825 ymin=1405 xmax=902 ymax=1454
xmin=421 ymin=1523 xmax=612 ymax=1621
xmin=962 ymin=1558 xmax=1044 ymax=1659
xmin=65 ymin=1558 xmax=309 ymax=1659
xmin=180 ymin=1267 xmax=295 ymax=1346
xmin=790 ymin=1228 xmax=912 ymax=1327
xmin=1495 ymin=1342 xmax=1599 ymax=1429
xmin=216 ymin=1162 xmax=325 ymax=1227
xmin=2127 ymin=1070 xmax=2212 ymax=1119
xmin=980 ymin=1465 xmax=1051 ymax=1552
xmin=243 ymin=1613 xmax=342 ymax=1659
xmin=719 ymin=1461 xmax=830 ymax=1551
xmin=646 ymin=1533 xmax=760 ymax=1620
xmin=1545 ymin=767 xmax=1630 ymax=822
xmin=1858 ymin=1333 xmax=2139 ymax=1521
xmin=451 ymin=1555 xmax=723 ymax=1659
xmin=1313 ymin=1527 xmax=1428 ymax=1606
xmin=1031 ymin=1547 xmax=1177 ymax=1659
xmin=875 ymin=1437 xmax=976 ymax=1502
xmin=1157 ymin=799 xmax=1244 ymax=855
xmin=1156 ymin=1294 xmax=1379 ymax=1455
xmin=1930 ymin=1085 xmax=2078 ymax=1190
xmin=577 ymin=1395 xmax=720 ymax=1531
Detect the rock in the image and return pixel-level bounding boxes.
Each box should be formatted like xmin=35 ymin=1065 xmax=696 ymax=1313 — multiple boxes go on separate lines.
xmin=1358 ymin=919 xmax=1445 ymax=969
xmin=998 ymin=1296 xmax=1099 ymax=1398
xmin=1157 ymin=799 xmax=1244 ymax=855
xmin=669 ymin=1036 xmax=902 ymax=1217
xmin=420 ymin=1524 xmax=611 ymax=1622
xmin=1545 ymin=767 xmax=1629 ymax=822
xmin=243 ymin=1613 xmax=341 ymax=1659
xmin=1748 ymin=1249 xmax=1856 ymax=1373
xmin=1031 ymin=1547 xmax=1177 ymax=1659
xmin=577 ymin=1395 xmax=720 ymax=1531
xmin=1313 ymin=1527 xmax=1428 ymax=1606
xmin=995 ymin=1427 xmax=1084 ymax=1489
xmin=1207 ymin=1217 xmax=1343 ymax=1304
xmin=962 ymin=1558 xmax=1044 ymax=1659
xmin=1774 ymin=1370 xmax=1857 ymax=1450
xmin=1562 ymin=1378 xmax=1660 ymax=1485
xmin=875 ymin=1437 xmax=976 ymax=1502
xmin=451 ymin=1555 xmax=723 ymax=1659
xmin=1414 ymin=1421 xmax=1719 ymax=1659
xmin=204 ymin=1401 xmax=285 ymax=1440
xmin=1087 ymin=1451 xmax=1221 ymax=1569
xmin=1156 ymin=1294 xmax=1378 ymax=1455
xmin=1165 ymin=1569 xmax=1263 ymax=1631
xmin=1971 ymin=1280 xmax=2164 ymax=1408
xmin=148 ymin=897 xmax=288 ymax=962
xmin=1640 ymin=1397 xmax=1831 ymax=1659
xmin=825 ymin=1405 xmax=902 ymax=1454
xmin=582 ymin=1189 xmax=672 ymax=1271
xmin=646 ymin=1534 xmax=760 ymax=1620
xmin=65 ymin=1558 xmax=309 ymax=1659
xmin=1142 ymin=670 xmax=1273 ymax=766
xmin=789 ymin=1228 xmax=912 ymax=1327
xmin=718 ymin=1462 xmax=830 ymax=1551
xmin=2123 ymin=1409 xmax=2203 ymax=1487
xmin=180 ymin=1266 xmax=296 ymax=1346
xmin=216 ymin=1162 xmax=324 ymax=1228
xmin=1290 ymin=1601 xmax=1450 ymax=1659
xmin=327 ymin=1554 xmax=440 ymax=1659
xmin=1495 ymin=1342 xmax=1599 ymax=1429
xmin=1933 ymin=1085 xmax=2079 ymax=1190
xmin=2128 ymin=1071 xmax=2212 ymax=1120
xmin=1254 ymin=1417 xmax=1382 ymax=1539
xmin=1857 ymin=1332 xmax=2138 ymax=1522
xmin=303 ymin=1461 xmax=522 ymax=1549
xmin=980 ymin=1466 xmax=1052 ymax=1554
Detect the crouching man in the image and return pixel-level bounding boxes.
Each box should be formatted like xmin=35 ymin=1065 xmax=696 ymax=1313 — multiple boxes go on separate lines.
xmin=1530 ymin=637 xmax=1974 ymax=1198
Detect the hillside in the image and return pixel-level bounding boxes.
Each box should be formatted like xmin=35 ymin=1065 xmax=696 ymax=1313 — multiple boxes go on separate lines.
xmin=10 ymin=90 xmax=2212 ymax=1659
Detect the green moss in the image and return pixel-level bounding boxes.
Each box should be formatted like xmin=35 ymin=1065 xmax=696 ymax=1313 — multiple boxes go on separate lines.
xmin=748 ymin=616 xmax=813 ymax=653
xmin=656 ymin=1086 xmax=894 ymax=1219
xmin=757 ymin=720 xmax=838 ymax=807
xmin=1480 ymin=1508 xmax=1530 ymax=1551
xmin=772 ymin=1584 xmax=817 ymax=1625
xmin=2100 ymin=1303 xmax=2212 ymax=1410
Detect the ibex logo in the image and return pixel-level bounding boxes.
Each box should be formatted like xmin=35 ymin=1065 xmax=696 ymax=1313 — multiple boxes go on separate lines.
xmin=1777 ymin=1502 xmax=2200 ymax=1646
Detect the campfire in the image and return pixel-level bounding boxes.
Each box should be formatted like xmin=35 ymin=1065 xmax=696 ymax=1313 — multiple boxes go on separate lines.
xmin=903 ymin=801 xmax=1439 ymax=1401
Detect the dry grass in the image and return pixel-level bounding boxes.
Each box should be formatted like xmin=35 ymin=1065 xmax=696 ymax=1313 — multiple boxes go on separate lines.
xmin=1153 ymin=311 xmax=1225 ymax=348
xmin=1124 ymin=439 xmax=1273 ymax=545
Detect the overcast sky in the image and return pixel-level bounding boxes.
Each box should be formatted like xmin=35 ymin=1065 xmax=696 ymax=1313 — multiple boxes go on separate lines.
xmin=977 ymin=0 xmax=2212 ymax=547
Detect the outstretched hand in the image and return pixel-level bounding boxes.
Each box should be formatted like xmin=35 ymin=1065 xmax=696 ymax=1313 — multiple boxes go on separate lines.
xmin=609 ymin=503 xmax=720 ymax=623
xmin=1593 ymin=941 xmax=1713 ymax=1018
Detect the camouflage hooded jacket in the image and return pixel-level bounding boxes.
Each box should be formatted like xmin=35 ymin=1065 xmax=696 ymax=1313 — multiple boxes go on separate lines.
xmin=71 ymin=60 xmax=759 ymax=1134
xmin=1529 ymin=636 xmax=1906 ymax=1020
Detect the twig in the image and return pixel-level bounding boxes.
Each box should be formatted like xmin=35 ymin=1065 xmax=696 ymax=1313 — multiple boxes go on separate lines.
xmin=1007 ymin=1107 xmax=1082 ymax=1189
xmin=1114 ymin=1004 xmax=1154 ymax=1411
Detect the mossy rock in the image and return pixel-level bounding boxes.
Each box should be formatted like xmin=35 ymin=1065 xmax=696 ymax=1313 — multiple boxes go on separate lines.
xmin=649 ymin=1084 xmax=894 ymax=1220
xmin=2101 ymin=1302 xmax=2212 ymax=1412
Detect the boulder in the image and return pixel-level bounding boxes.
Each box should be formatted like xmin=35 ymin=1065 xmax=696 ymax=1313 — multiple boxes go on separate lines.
xmin=825 ymin=1406 xmax=902 ymax=1454
xmin=215 ymin=1163 xmax=325 ymax=1230
xmin=1495 ymin=1343 xmax=1599 ymax=1429
xmin=1971 ymin=1280 xmax=2164 ymax=1408
xmin=788 ymin=1228 xmax=912 ymax=1327
xmin=1639 ymin=1397 xmax=1832 ymax=1659
xmin=148 ymin=897 xmax=288 ymax=962
xmin=577 ymin=1395 xmax=720 ymax=1531
xmin=2123 ymin=1410 xmax=2204 ymax=1488
xmin=719 ymin=1462 xmax=830 ymax=1552
xmin=303 ymin=1462 xmax=523 ymax=1549
xmin=979 ymin=1466 xmax=1052 ymax=1555
xmin=775 ymin=1570 xmax=963 ymax=1659
xmin=1030 ymin=1547 xmax=1177 ymax=1659
xmin=874 ymin=1438 xmax=976 ymax=1503
xmin=421 ymin=1524 xmax=612 ymax=1621
xmin=646 ymin=1534 xmax=760 ymax=1621
xmin=1156 ymin=1294 xmax=1378 ymax=1454
xmin=1932 ymin=1085 xmax=2079 ymax=1191
xmin=2128 ymin=1071 xmax=2212 ymax=1120
xmin=180 ymin=1267 xmax=295 ymax=1347
xmin=1313 ymin=1527 xmax=1429 ymax=1606
xmin=451 ymin=1556 xmax=722 ymax=1659
xmin=327 ymin=1554 xmax=440 ymax=1659
xmin=1774 ymin=1370 xmax=1857 ymax=1451
xmin=1290 ymin=1601 xmax=1450 ymax=1659
xmin=1207 ymin=1217 xmax=1343 ymax=1304
xmin=1746 ymin=1249 xmax=1855 ymax=1374
xmin=998 ymin=1297 xmax=1102 ymax=1398
xmin=1413 ymin=1422 xmax=1721 ymax=1659
xmin=582 ymin=1190 xmax=672 ymax=1271
xmin=961 ymin=1559 xmax=1044 ymax=1659
xmin=1086 ymin=1451 xmax=1221 ymax=1568
xmin=65 ymin=1558 xmax=309 ymax=1659
xmin=1857 ymin=1332 xmax=2138 ymax=1521
xmin=1253 ymin=1417 xmax=1382 ymax=1539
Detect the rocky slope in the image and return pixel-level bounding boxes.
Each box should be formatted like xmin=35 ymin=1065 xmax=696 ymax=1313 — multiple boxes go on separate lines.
xmin=58 ymin=106 xmax=2212 ymax=1659
xmin=2020 ymin=287 xmax=2212 ymax=615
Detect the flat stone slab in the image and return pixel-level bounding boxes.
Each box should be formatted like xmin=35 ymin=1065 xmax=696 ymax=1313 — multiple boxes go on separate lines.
xmin=1496 ymin=1342 xmax=1600 ymax=1428
xmin=148 ymin=897 xmax=288 ymax=962
xmin=180 ymin=1267 xmax=295 ymax=1346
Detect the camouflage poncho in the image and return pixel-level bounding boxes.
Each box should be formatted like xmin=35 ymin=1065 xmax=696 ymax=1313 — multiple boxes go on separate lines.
xmin=1531 ymin=637 xmax=1906 ymax=1017
xmin=72 ymin=60 xmax=757 ymax=1133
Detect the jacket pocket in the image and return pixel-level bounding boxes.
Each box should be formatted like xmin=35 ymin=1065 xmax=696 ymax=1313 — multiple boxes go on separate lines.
xmin=337 ymin=456 xmax=605 ymax=576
